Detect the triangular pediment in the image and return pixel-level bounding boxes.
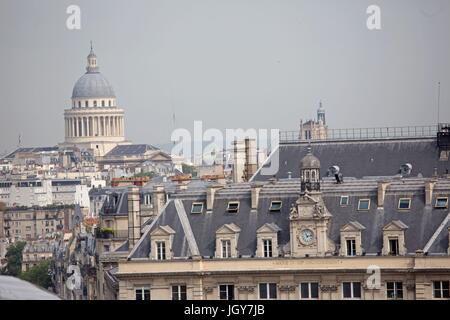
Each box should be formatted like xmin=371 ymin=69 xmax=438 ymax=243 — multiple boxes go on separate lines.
xmin=383 ymin=220 xmax=408 ymax=231
xmin=150 ymin=225 xmax=176 ymax=236
xmin=216 ymin=223 xmax=241 ymax=234
xmin=147 ymin=151 xmax=172 ymax=161
xmin=296 ymin=193 xmax=318 ymax=206
xmin=257 ymin=223 xmax=281 ymax=234
xmin=341 ymin=221 xmax=366 ymax=232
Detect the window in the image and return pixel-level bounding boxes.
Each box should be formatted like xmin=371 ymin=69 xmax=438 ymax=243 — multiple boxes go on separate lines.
xmin=389 ymin=238 xmax=399 ymax=256
xmin=221 ymin=240 xmax=231 ymax=258
xmin=93 ymin=100 xmax=97 ymax=107
xmin=191 ymin=202 xmax=204 ymax=214
xmin=101 ymin=100 xmax=105 ymax=107
xmin=219 ymin=285 xmax=234 ymax=300
xmin=85 ymin=101 xmax=88 ymax=107
xmin=135 ymin=287 xmax=150 ymax=300
xmin=78 ymin=101 xmax=81 ymax=108
xmin=342 ymin=282 xmax=361 ymax=299
xmin=300 ymin=282 xmax=319 ymax=299
xmin=263 ymin=239 xmax=273 ymax=258
xmin=433 ymin=281 xmax=450 ymax=298
xmin=172 ymin=285 xmax=187 ymax=300
xmin=109 ymin=100 xmax=111 ymax=106
xmin=358 ymin=199 xmax=370 ymax=211
xmin=435 ymin=197 xmax=449 ymax=209
xmin=346 ymin=239 xmax=356 ymax=256
xmin=340 ymin=196 xmax=349 ymax=206
xmin=259 ymin=283 xmax=277 ymax=300
xmin=386 ymin=282 xmax=403 ymax=299
xmin=156 ymin=241 xmax=166 ymax=260
xmin=143 ymin=194 xmax=152 ymax=206
xmin=269 ymin=201 xmax=282 ymax=212
xmin=227 ymin=202 xmax=239 ymax=213
xmin=398 ymin=198 xmax=411 ymax=210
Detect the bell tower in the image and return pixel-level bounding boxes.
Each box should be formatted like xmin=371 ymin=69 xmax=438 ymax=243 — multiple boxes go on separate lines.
xmin=289 ymin=147 xmax=335 ymax=257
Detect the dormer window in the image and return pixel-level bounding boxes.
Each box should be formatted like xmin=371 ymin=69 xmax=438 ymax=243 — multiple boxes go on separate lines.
xmin=435 ymin=197 xmax=448 ymax=209
xmin=227 ymin=201 xmax=239 ymax=213
xmin=150 ymin=225 xmax=175 ymax=260
xmin=358 ymin=199 xmax=370 ymax=211
xmin=101 ymin=100 xmax=105 ymax=107
xmin=215 ymin=223 xmax=241 ymax=258
xmin=263 ymin=239 xmax=273 ymax=257
xmin=85 ymin=101 xmax=88 ymax=107
xmin=382 ymin=220 xmax=408 ymax=256
xmin=221 ymin=240 xmax=231 ymax=258
xmin=191 ymin=202 xmax=204 ymax=214
xmin=398 ymin=198 xmax=411 ymax=210
xmin=389 ymin=238 xmax=399 ymax=256
xmin=269 ymin=201 xmax=282 ymax=212
xmin=156 ymin=241 xmax=166 ymax=260
xmin=93 ymin=100 xmax=97 ymax=107
xmin=340 ymin=196 xmax=349 ymax=206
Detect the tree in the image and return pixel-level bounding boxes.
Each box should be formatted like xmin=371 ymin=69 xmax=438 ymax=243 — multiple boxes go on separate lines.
xmin=1 ymin=241 xmax=26 ymax=276
xmin=182 ymin=163 xmax=197 ymax=177
xmin=20 ymin=260 xmax=52 ymax=289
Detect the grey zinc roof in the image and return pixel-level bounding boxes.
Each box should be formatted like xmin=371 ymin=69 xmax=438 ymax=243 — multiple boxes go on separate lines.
xmin=129 ymin=177 xmax=450 ymax=259
xmin=104 ymin=144 xmax=158 ymax=157
xmin=252 ymin=138 xmax=449 ymax=181
xmin=4 ymin=146 xmax=59 ymax=159
xmin=71 ymin=72 xmax=115 ymax=99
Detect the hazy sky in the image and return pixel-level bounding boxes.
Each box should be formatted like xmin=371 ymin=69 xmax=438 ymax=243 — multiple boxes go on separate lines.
xmin=1 ymin=0 xmax=449 ymax=154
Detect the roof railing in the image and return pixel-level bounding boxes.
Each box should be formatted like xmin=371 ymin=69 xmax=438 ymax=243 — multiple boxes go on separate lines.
xmin=280 ymin=125 xmax=440 ymax=143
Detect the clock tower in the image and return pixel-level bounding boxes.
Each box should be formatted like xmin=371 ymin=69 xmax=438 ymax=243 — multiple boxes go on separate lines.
xmin=289 ymin=147 xmax=335 ymax=257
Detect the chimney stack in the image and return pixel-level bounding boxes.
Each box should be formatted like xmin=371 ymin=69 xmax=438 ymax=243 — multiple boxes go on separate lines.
xmin=152 ymin=185 xmax=166 ymax=215
xmin=232 ymin=140 xmax=246 ymax=183
xmin=377 ymin=181 xmax=390 ymax=208
xmin=127 ymin=186 xmax=141 ymax=251
xmin=425 ymin=179 xmax=437 ymax=206
xmin=251 ymin=182 xmax=263 ymax=211
xmin=244 ymin=138 xmax=257 ymax=181
xmin=206 ymin=184 xmax=223 ymax=212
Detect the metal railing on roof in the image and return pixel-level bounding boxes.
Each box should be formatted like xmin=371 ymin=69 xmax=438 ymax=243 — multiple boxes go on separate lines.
xmin=280 ymin=125 xmax=439 ymax=143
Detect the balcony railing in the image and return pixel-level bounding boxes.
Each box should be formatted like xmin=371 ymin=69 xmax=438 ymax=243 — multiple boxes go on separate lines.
xmin=280 ymin=125 xmax=439 ymax=143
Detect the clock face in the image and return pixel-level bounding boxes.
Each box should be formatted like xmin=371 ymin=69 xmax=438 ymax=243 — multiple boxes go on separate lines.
xmin=300 ymin=229 xmax=314 ymax=244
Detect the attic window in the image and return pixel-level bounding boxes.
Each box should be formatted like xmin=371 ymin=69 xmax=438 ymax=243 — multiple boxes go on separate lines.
xmin=227 ymin=201 xmax=240 ymax=213
xmin=340 ymin=196 xmax=349 ymax=206
xmin=269 ymin=201 xmax=282 ymax=212
xmin=435 ymin=197 xmax=448 ymax=209
xmin=398 ymin=198 xmax=411 ymax=210
xmin=357 ymin=199 xmax=370 ymax=211
xmin=191 ymin=202 xmax=204 ymax=214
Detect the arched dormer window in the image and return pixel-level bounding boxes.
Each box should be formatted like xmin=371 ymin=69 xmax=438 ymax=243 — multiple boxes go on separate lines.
xmin=93 ymin=100 xmax=97 ymax=107
xmin=102 ymin=100 xmax=105 ymax=107
xmin=78 ymin=101 xmax=81 ymax=108
xmin=85 ymin=101 xmax=88 ymax=107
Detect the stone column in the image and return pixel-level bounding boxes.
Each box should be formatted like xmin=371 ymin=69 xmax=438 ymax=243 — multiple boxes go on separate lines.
xmin=102 ymin=116 xmax=106 ymax=136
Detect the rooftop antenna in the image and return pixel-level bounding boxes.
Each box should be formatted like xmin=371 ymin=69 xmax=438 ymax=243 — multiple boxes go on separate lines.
xmin=437 ymin=81 xmax=441 ymax=128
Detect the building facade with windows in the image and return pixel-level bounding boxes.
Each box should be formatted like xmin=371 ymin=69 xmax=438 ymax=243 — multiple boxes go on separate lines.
xmin=103 ymin=147 xmax=450 ymax=300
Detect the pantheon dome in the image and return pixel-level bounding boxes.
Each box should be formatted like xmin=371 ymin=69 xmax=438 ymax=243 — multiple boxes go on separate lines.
xmin=62 ymin=44 xmax=127 ymax=157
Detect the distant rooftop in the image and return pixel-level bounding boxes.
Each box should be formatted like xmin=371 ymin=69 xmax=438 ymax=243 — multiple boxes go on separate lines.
xmin=3 ymin=147 xmax=59 ymax=159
